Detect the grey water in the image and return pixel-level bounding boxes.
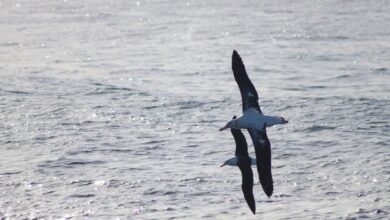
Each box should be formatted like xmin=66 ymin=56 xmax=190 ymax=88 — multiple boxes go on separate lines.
xmin=1 ymin=0 xmax=389 ymax=219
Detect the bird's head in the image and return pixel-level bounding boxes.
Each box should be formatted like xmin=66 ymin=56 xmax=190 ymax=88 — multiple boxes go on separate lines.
xmin=279 ymin=116 xmax=288 ymax=124
xmin=220 ymin=157 xmax=238 ymax=167
xmin=219 ymin=116 xmax=238 ymax=131
xmin=264 ymin=116 xmax=288 ymax=127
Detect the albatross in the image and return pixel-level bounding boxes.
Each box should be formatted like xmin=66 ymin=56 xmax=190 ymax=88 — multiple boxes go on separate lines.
xmin=221 ymin=116 xmax=256 ymax=214
xmin=220 ymin=50 xmax=288 ymax=197
xmin=219 ymin=51 xmax=288 ymax=132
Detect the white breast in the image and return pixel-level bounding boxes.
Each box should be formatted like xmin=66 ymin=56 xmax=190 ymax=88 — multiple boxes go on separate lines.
xmin=237 ymin=109 xmax=265 ymax=130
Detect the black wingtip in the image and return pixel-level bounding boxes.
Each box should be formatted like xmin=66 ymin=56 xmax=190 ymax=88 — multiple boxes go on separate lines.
xmin=259 ymin=178 xmax=273 ymax=198
xmin=263 ymin=183 xmax=273 ymax=197
xmin=232 ymin=50 xmax=242 ymax=69
xmin=244 ymin=192 xmax=256 ymax=214
xmin=249 ymin=204 xmax=256 ymax=215
xmin=232 ymin=50 xmax=239 ymax=57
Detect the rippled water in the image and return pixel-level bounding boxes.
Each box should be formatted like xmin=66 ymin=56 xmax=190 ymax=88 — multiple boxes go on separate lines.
xmin=1 ymin=0 xmax=389 ymax=219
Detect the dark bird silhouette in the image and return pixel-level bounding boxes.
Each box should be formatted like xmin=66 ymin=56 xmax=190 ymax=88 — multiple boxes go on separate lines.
xmin=230 ymin=50 xmax=286 ymax=197
xmin=221 ymin=116 xmax=256 ymax=214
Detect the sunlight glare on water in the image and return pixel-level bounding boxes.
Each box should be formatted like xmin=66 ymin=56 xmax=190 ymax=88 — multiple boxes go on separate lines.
xmin=0 ymin=0 xmax=389 ymax=219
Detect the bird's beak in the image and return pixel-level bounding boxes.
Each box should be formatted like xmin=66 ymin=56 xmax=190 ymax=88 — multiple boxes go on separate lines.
xmin=219 ymin=125 xmax=228 ymax=132
xmin=220 ymin=163 xmax=226 ymax=167
xmin=282 ymin=117 xmax=288 ymax=124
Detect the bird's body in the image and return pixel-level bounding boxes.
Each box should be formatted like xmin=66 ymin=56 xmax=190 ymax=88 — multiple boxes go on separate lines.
xmin=234 ymin=109 xmax=286 ymax=130
xmin=221 ymin=155 xmax=256 ymax=167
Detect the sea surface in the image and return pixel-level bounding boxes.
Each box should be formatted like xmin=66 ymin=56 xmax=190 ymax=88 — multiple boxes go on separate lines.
xmin=1 ymin=0 xmax=389 ymax=219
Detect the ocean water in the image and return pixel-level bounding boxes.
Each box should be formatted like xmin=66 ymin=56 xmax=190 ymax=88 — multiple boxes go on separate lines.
xmin=1 ymin=0 xmax=389 ymax=219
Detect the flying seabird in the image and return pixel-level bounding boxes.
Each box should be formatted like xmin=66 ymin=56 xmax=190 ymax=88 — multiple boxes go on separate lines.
xmin=221 ymin=116 xmax=256 ymax=214
xmin=219 ymin=51 xmax=288 ymax=132
xmin=220 ymin=50 xmax=288 ymax=197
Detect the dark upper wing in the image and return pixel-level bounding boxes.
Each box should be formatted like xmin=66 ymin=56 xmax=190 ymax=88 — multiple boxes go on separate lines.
xmin=238 ymin=156 xmax=256 ymax=214
xmin=231 ymin=128 xmax=248 ymax=157
xmin=247 ymin=127 xmax=273 ymax=197
xmin=232 ymin=50 xmax=262 ymax=114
